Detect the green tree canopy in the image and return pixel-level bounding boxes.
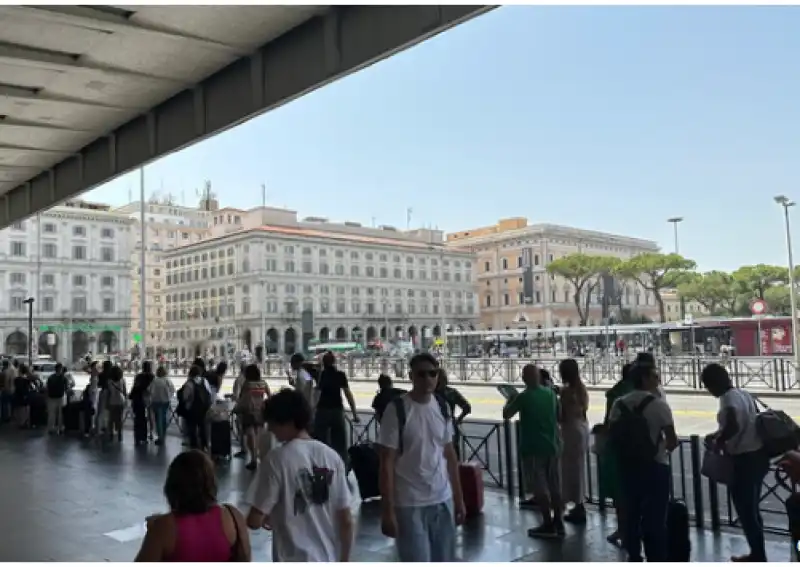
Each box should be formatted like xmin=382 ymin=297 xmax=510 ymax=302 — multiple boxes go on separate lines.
xmin=615 ymin=253 xmax=697 ymax=322
xmin=546 ymin=254 xmax=620 ymax=325
xmin=763 ymin=285 xmax=792 ymax=316
xmin=677 ymin=270 xmax=738 ymax=315
xmin=731 ymin=264 xmax=789 ymax=299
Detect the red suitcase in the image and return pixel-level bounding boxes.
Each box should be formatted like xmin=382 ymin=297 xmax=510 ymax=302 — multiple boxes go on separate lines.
xmin=459 ymin=462 xmax=484 ymax=517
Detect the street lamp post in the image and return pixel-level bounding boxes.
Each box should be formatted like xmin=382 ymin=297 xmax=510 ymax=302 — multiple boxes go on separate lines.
xmin=23 ymin=298 xmax=34 ymax=368
xmin=667 ymin=217 xmax=683 ymax=254
xmin=775 ymin=195 xmax=800 ymax=370
xmin=667 ymin=217 xmax=685 ymax=320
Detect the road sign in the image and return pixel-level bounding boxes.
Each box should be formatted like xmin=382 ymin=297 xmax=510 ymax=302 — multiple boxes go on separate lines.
xmin=750 ymin=299 xmax=768 ymax=316
xmin=133 ymin=333 xmax=142 ymax=343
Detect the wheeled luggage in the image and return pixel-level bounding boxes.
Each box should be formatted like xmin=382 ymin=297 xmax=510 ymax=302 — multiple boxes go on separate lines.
xmin=210 ymin=419 xmax=232 ymax=460
xmin=666 ymin=499 xmax=691 ymax=562
xmin=63 ymin=401 xmax=82 ymax=433
xmin=459 ymin=462 xmax=485 ymax=517
xmin=348 ymin=442 xmax=381 ymax=500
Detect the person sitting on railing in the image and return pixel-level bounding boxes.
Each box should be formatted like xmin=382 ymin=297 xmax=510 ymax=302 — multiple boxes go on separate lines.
xmin=503 ymin=364 xmax=564 ymax=539
xmin=371 ymin=374 xmax=406 ymax=422
xmin=700 ymin=363 xmax=768 ymax=563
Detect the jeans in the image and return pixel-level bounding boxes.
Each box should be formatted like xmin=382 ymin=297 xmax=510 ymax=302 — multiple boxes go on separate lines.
xmin=730 ymin=450 xmax=769 ymax=561
xmin=46 ymin=397 xmax=63 ymax=432
xmin=313 ymin=408 xmax=348 ymax=465
xmin=622 ymin=461 xmax=670 ymax=562
xmin=395 ymin=500 xmax=457 ymax=562
xmin=186 ymin=414 xmax=208 ymax=450
xmin=151 ymin=402 xmax=170 ymax=440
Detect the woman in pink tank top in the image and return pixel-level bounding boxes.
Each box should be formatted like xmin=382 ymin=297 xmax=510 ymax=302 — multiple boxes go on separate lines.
xmin=134 ymin=450 xmax=251 ymax=562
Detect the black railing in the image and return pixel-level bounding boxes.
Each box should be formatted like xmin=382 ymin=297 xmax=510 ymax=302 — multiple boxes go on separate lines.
xmin=149 ymin=355 xmax=800 ymax=392
xmin=119 ymin=403 xmax=795 ymax=537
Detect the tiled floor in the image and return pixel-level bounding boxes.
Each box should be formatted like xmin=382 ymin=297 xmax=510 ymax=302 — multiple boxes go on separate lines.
xmin=0 ymin=425 xmax=791 ymax=562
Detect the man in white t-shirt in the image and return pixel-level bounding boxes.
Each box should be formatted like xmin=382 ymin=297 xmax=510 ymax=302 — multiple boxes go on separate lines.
xmin=378 ymin=352 xmax=465 ymax=562
xmin=244 ymin=388 xmax=354 ymax=562
xmin=609 ymin=363 xmax=677 ymax=562
xmin=701 ymin=363 xmax=768 ymax=562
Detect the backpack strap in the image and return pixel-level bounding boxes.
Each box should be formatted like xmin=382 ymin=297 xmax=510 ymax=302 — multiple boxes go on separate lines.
xmin=435 ymin=393 xmax=450 ymax=421
xmin=634 ymin=396 xmax=656 ymax=415
xmin=392 ymin=396 xmax=407 ymax=455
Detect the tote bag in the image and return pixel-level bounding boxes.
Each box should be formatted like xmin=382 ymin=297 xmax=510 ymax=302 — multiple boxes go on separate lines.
xmin=701 ymin=449 xmax=734 ymax=486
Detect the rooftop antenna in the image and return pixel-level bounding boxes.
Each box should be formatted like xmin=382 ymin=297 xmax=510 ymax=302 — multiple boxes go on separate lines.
xmin=406 ymin=207 xmax=413 ymax=230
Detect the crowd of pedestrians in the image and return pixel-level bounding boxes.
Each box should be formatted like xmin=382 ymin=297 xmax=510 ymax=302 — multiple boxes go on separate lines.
xmin=0 ymin=347 xmax=789 ymax=563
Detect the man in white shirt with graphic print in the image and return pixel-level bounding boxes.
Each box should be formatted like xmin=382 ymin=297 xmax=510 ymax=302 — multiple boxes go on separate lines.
xmin=378 ymin=352 xmax=465 ymax=562
xmin=244 ymin=388 xmax=354 ymax=562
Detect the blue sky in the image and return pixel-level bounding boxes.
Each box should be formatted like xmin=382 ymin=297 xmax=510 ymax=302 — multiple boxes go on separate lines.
xmin=86 ymin=6 xmax=800 ymax=273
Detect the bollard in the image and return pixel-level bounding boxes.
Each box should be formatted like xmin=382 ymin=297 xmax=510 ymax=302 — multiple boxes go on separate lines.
xmin=503 ymin=419 xmax=514 ymax=498
xmin=689 ymin=435 xmax=704 ymax=529
xmin=708 ymin=477 xmax=720 ymax=531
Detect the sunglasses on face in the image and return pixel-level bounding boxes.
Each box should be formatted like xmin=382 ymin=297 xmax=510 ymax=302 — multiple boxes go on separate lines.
xmin=414 ymin=369 xmax=439 ymax=378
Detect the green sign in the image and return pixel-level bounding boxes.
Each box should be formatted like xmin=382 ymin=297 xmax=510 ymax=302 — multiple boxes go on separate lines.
xmin=133 ymin=333 xmax=142 ymax=342
xmin=39 ymin=324 xmax=122 ymax=333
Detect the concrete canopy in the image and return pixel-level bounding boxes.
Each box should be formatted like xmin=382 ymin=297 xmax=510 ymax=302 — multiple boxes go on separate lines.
xmin=0 ymin=5 xmax=490 ymax=227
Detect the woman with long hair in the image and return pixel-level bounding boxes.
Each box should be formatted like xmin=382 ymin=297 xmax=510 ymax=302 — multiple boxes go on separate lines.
xmin=558 ymin=358 xmax=589 ymax=523
xmin=134 ymin=450 xmax=250 ymax=561
xmin=235 ymin=364 xmax=269 ymax=471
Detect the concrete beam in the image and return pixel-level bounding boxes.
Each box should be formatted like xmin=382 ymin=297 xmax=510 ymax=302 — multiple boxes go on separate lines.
xmin=0 ymin=5 xmax=492 ymax=228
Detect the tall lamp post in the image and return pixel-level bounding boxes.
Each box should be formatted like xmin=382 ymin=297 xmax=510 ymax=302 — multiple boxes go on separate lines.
xmin=667 ymin=217 xmax=683 ymax=254
xmin=775 ymin=195 xmax=800 ymax=370
xmin=23 ymin=298 xmax=34 ymax=368
xmin=667 ymin=217 xmax=686 ymax=320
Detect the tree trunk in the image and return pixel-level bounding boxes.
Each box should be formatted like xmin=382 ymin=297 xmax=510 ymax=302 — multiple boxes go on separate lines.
xmin=573 ymin=287 xmax=587 ymax=325
xmin=654 ymin=289 xmax=667 ymax=323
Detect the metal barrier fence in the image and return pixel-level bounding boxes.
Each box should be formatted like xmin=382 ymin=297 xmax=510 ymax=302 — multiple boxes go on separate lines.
xmin=342 ymin=411 xmax=796 ymax=538
xmin=117 ymin=403 xmax=794 ymax=536
xmin=152 ymin=355 xmax=800 ymax=392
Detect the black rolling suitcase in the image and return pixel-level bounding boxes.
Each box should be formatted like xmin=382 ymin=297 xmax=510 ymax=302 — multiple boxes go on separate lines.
xmin=29 ymin=393 xmax=47 ymax=428
xmin=348 ymin=442 xmax=381 ymax=500
xmin=63 ymin=402 xmax=82 ymax=433
xmin=210 ymin=419 xmax=232 ymax=461
xmin=133 ymin=410 xmax=148 ymax=444
xmin=666 ymin=499 xmax=691 ymax=561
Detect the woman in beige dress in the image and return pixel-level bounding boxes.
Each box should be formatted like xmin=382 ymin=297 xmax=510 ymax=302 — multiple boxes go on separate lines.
xmin=558 ymin=358 xmax=590 ymax=524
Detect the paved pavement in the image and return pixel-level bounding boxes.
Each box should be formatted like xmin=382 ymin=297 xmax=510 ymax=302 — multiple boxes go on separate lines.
xmin=0 ymin=426 xmax=790 ymax=561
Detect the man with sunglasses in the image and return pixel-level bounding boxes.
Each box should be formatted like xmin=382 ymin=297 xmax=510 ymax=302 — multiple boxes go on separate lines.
xmin=378 ymin=353 xmax=465 ymax=562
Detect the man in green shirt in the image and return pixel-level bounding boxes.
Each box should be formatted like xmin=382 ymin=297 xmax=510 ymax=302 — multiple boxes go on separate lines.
xmin=503 ymin=364 xmax=564 ymax=539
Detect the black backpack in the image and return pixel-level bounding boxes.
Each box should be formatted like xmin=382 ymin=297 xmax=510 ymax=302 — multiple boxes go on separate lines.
xmin=392 ymin=394 xmax=450 ymax=455
xmin=609 ymin=395 xmax=658 ymax=467
xmin=191 ymin=381 xmax=211 ymax=416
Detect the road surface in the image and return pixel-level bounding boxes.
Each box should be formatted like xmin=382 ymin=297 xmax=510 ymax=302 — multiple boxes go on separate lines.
xmin=68 ymin=372 xmax=800 ymax=437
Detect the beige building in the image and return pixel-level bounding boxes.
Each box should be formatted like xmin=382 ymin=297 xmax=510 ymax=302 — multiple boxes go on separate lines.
xmin=661 ymin=289 xmax=709 ymax=322
xmin=447 ymin=218 xmax=663 ymax=330
xmin=162 ymin=206 xmax=477 ymax=358
xmin=113 ymin=193 xmax=215 ymax=357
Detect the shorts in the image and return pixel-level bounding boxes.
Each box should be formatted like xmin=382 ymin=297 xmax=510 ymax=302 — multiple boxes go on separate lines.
xmin=240 ymin=412 xmax=263 ymax=429
xmin=521 ymin=454 xmax=562 ymax=500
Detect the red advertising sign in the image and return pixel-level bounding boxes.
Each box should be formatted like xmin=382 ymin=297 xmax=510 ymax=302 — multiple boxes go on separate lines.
xmin=760 ymin=324 xmax=793 ymax=355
